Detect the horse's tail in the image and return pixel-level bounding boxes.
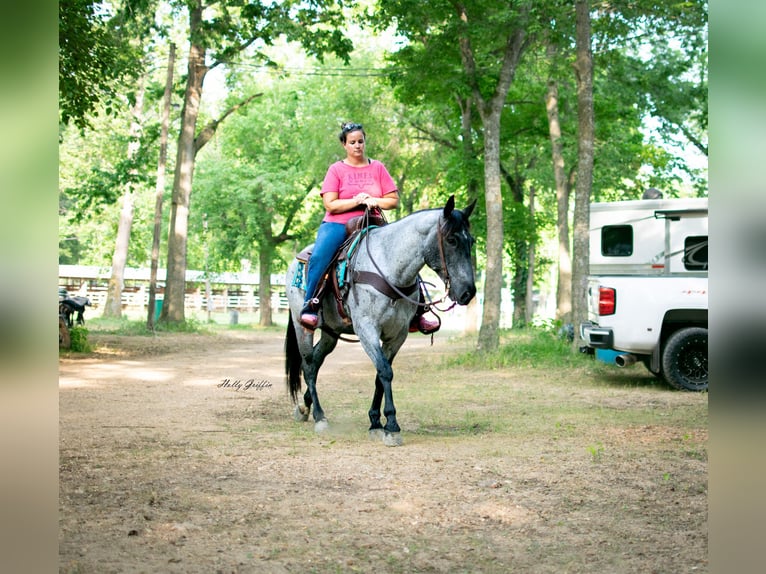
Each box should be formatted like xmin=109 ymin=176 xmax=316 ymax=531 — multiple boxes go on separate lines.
xmin=285 ymin=311 xmax=303 ymax=403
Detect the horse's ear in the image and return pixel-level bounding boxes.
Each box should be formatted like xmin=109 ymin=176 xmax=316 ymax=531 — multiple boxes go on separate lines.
xmin=444 ymin=195 xmax=456 ymax=218
xmin=462 ymin=199 xmax=477 ymax=221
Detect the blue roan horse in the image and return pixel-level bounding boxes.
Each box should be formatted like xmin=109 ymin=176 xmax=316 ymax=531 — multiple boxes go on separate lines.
xmin=284 ymin=195 xmax=477 ymax=446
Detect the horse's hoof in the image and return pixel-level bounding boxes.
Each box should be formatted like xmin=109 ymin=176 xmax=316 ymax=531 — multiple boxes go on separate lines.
xmin=314 ymin=419 xmax=329 ymax=433
xmin=293 ymin=404 xmax=309 ymax=422
xmin=369 ymin=428 xmax=385 ymax=441
xmin=383 ymin=432 xmax=403 ymax=447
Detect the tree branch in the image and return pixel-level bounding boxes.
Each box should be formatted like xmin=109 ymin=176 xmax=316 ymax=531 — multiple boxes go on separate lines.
xmin=678 ymin=124 xmax=708 ymax=156
xmin=406 ymin=119 xmax=457 ymax=150
xmin=451 ymin=2 xmax=484 ymax=110
xmin=491 ymin=17 xmax=529 ymax=110
xmin=275 ymin=178 xmax=318 ymax=243
xmin=194 ymin=92 xmax=263 ymax=153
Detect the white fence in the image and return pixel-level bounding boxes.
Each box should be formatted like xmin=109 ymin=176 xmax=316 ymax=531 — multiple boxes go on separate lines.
xmin=59 ymin=265 xmax=290 ymax=313
xmin=78 ymin=288 xmax=289 ymax=312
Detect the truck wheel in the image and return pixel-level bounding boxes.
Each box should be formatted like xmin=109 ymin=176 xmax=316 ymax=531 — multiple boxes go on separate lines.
xmin=661 ymin=327 xmax=708 ymax=391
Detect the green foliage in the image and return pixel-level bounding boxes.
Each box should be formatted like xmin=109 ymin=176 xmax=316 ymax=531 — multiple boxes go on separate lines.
xmin=57 ymin=0 xmax=708 ymax=325
xmin=88 ymin=316 xmax=210 ymax=336
xmin=59 ymin=0 xmax=151 ymax=130
xmin=586 ymin=442 xmax=604 ymax=463
xmin=191 ymin=48 xmax=434 ymax=274
xmin=68 ymin=326 xmax=92 ymax=353
xmin=447 ymin=327 xmax=582 ymax=370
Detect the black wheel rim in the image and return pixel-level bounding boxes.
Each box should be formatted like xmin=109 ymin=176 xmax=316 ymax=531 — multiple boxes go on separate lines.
xmin=678 ymin=338 xmax=708 ymax=389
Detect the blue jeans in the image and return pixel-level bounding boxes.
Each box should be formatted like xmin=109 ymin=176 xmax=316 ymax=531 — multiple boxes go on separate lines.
xmin=303 ymin=222 xmax=348 ymax=308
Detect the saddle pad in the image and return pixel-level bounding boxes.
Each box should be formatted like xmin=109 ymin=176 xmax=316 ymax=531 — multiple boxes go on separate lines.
xmin=291 ymin=261 xmax=306 ymax=290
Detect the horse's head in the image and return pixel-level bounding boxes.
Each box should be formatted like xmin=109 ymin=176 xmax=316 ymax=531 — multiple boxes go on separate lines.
xmin=438 ymin=195 xmax=477 ymax=305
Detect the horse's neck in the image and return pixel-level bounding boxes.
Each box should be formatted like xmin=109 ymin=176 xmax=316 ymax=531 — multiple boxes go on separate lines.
xmin=362 ymin=210 xmax=439 ymax=282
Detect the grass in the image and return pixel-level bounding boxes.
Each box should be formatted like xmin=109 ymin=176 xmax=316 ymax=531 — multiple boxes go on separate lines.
xmin=445 ymin=327 xmax=582 ymax=370
xmin=89 ymin=316 xmax=211 ymax=336
xmin=81 ymin=306 xmax=292 ymax=337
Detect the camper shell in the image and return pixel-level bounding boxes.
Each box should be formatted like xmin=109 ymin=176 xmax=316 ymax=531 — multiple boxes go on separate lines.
xmin=580 ymin=197 xmax=708 ymax=391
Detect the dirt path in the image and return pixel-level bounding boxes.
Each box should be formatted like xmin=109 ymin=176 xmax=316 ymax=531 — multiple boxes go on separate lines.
xmin=59 ymin=329 xmax=707 ymax=573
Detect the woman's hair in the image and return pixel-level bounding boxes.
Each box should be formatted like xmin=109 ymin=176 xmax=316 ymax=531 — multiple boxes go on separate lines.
xmin=339 ymin=122 xmax=365 ymax=143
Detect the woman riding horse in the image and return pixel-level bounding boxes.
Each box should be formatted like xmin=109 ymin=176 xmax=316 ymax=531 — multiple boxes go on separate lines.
xmin=286 ymin=195 xmax=477 ymax=446
xmin=299 ymin=121 xmax=439 ymax=335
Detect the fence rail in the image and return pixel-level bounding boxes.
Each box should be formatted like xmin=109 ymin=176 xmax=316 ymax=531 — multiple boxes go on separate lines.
xmin=66 ymin=288 xmax=290 ymax=313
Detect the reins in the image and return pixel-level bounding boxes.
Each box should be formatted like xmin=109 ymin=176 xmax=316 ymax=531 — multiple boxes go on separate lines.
xmin=358 ymin=207 xmax=456 ymax=313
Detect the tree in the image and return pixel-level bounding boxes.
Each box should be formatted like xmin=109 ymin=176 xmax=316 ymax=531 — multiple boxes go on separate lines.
xmin=192 ymin=50 xmax=415 ymax=326
xmin=571 ymin=0 xmax=594 ymax=349
xmin=545 ymin=62 xmax=574 ymax=324
xmin=160 ymin=0 xmax=352 ymax=324
xmin=59 ymin=0 xmax=148 ymax=130
xmin=374 ymin=0 xmax=533 ymax=350
xmin=102 ymin=75 xmax=147 ymax=318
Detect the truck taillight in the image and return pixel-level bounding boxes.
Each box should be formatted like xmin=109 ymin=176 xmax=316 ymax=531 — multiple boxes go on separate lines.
xmin=598 ymin=287 xmax=616 ymax=315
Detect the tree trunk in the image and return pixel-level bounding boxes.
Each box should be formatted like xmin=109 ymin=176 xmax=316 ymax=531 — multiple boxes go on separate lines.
xmin=455 ymin=4 xmax=528 ymax=351
xmin=148 ymin=43 xmax=175 ymax=330
xmin=500 ymin=163 xmax=529 ymax=328
xmin=103 ymin=75 xmax=145 ymax=318
xmin=479 ymin=114 xmax=505 ymax=349
xmin=544 ymin=73 xmax=572 ymax=324
xmin=525 ymin=186 xmax=536 ymax=324
xmin=161 ymin=5 xmax=208 ymax=324
xmin=258 ymin=245 xmax=274 ymax=327
xmin=572 ymin=0 xmax=594 ymax=349
xmin=458 ymin=95 xmax=480 ymax=334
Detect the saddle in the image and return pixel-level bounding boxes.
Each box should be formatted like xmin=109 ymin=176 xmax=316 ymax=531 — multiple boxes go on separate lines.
xmin=294 ymin=213 xmax=418 ymax=325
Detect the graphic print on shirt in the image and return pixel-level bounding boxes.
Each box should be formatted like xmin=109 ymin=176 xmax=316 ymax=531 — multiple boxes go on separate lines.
xmin=343 ymin=171 xmax=376 ymax=194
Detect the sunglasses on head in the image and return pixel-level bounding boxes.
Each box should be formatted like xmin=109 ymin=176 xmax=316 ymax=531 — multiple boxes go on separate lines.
xmin=342 ymin=122 xmax=363 ymax=133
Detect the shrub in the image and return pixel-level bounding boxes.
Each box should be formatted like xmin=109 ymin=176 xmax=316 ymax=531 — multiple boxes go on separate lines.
xmin=68 ymin=326 xmax=92 ymax=353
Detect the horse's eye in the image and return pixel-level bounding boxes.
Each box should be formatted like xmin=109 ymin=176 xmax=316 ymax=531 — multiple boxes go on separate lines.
xmin=446 ymin=236 xmax=457 ymax=246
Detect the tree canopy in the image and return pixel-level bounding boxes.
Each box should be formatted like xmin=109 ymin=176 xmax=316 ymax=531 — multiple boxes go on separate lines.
xmin=58 ymin=0 xmax=708 ymax=337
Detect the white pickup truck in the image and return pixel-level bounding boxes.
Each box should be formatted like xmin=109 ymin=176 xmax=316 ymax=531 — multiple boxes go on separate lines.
xmin=579 ymin=197 xmax=708 ymax=391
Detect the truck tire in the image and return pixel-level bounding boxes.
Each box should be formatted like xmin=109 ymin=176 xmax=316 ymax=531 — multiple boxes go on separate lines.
xmin=661 ymin=327 xmax=708 ymax=391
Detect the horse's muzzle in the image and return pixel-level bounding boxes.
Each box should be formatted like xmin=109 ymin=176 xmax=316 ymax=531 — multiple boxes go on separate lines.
xmin=455 ymin=286 xmax=476 ymax=306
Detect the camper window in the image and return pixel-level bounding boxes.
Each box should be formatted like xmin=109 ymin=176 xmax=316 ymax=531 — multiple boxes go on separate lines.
xmin=684 ymin=236 xmax=708 ymax=270
xmin=602 ymin=225 xmax=633 ymax=257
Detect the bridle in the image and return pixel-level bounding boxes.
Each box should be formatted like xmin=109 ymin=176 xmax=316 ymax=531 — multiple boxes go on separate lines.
xmin=359 ymin=208 xmax=457 ymax=313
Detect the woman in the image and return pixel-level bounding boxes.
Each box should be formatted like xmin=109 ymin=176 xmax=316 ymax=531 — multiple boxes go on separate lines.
xmin=299 ymin=122 xmax=439 ymax=335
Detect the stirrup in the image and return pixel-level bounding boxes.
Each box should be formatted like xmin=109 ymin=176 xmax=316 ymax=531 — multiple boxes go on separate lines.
xmin=409 ymin=314 xmax=440 ymax=335
xmin=299 ymin=299 xmax=320 ymax=330
xmin=300 ymin=312 xmax=318 ymax=330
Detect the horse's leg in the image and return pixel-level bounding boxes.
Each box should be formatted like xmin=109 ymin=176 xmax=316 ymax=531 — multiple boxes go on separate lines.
xmin=357 ymin=326 xmax=406 ymax=446
xmin=293 ymin=388 xmax=312 ymax=422
xmin=368 ymin=375 xmax=385 ymax=440
xmin=302 ymin=331 xmax=338 ymax=433
xmin=293 ymin=387 xmax=311 ymax=422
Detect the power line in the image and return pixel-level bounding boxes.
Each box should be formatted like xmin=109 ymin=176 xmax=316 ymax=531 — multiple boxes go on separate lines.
xmin=217 ymin=61 xmax=398 ymax=77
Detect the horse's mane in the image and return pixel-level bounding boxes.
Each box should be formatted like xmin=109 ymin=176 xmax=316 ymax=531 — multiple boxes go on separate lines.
xmin=384 ymin=205 xmax=470 ymax=236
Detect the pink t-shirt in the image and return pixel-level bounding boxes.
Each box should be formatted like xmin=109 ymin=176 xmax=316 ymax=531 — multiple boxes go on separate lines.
xmin=320 ymin=160 xmax=398 ymax=223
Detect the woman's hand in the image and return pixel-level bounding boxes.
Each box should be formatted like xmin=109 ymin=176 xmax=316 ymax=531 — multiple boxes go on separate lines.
xmin=322 ymin=190 xmax=398 ymax=214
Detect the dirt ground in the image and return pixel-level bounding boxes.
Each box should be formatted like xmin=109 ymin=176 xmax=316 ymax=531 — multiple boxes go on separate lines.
xmin=59 ymin=328 xmax=707 ymax=573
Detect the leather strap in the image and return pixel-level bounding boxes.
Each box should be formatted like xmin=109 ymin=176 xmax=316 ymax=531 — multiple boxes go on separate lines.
xmin=352 ymin=270 xmax=418 ymax=301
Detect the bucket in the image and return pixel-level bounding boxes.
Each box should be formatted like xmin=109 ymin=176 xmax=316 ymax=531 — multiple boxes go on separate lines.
xmin=154 ymin=299 xmax=163 ymax=321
